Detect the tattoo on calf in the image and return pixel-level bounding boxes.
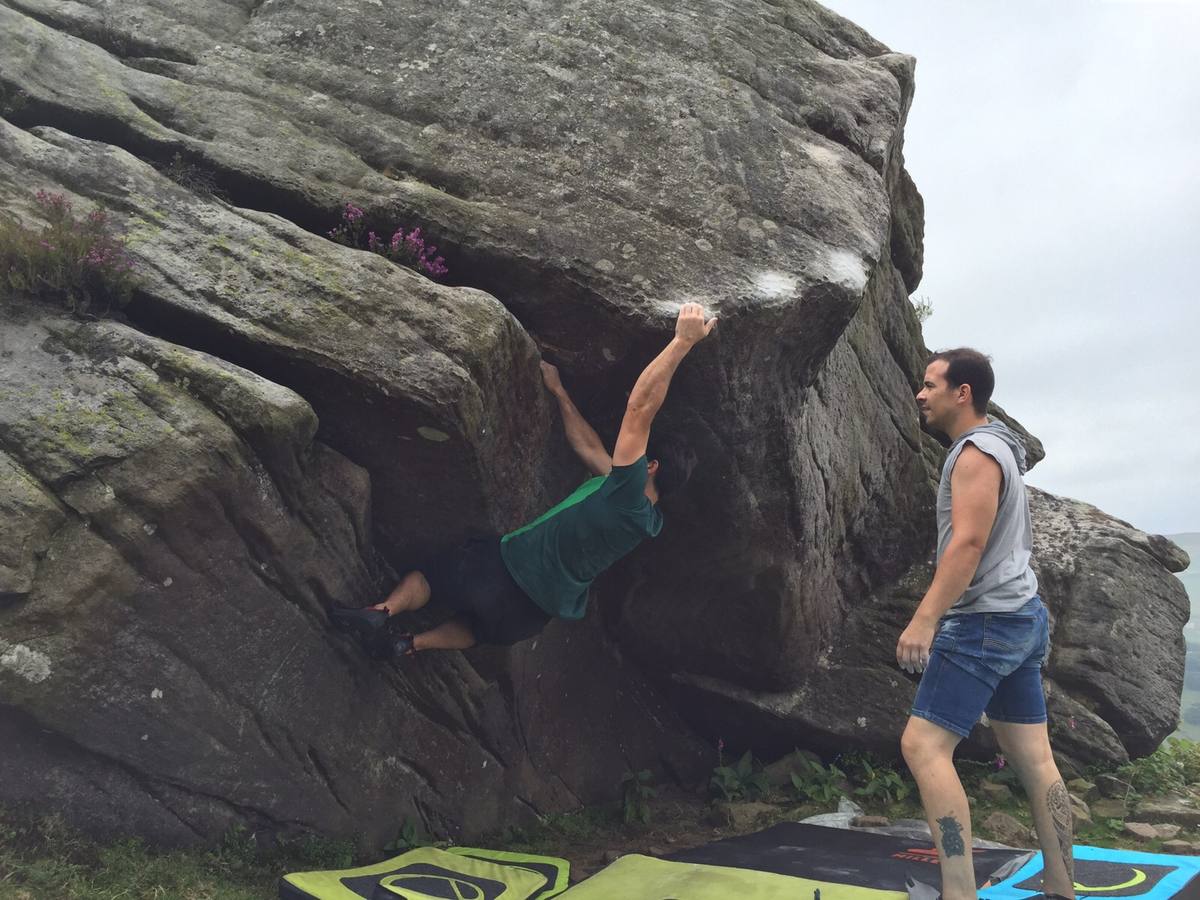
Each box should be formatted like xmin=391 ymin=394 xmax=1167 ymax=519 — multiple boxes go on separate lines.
xmin=937 ymin=815 xmax=966 ymax=857
xmin=1047 ymin=781 xmax=1075 ymax=880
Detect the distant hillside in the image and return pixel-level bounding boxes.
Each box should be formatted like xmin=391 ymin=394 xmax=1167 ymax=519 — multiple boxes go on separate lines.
xmin=1170 ymin=533 xmax=1199 ymax=740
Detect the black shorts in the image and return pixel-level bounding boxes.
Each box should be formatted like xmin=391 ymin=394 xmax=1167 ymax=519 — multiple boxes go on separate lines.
xmin=419 ymin=537 xmax=552 ymax=646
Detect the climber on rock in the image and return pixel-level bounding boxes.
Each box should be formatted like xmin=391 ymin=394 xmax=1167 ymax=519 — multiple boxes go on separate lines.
xmin=330 ymin=302 xmax=716 ymax=659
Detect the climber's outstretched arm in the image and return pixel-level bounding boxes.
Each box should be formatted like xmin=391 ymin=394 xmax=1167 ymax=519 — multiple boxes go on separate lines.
xmin=612 ymin=303 xmax=716 ymax=466
xmin=541 ymin=361 xmax=612 ymax=476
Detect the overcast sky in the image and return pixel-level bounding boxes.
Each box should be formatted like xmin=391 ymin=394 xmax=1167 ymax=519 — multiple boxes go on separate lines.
xmin=821 ymin=0 xmax=1200 ymax=538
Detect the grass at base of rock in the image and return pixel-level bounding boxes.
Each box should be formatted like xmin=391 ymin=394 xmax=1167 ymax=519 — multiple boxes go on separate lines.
xmin=6 ymin=760 xmax=1200 ymax=898
xmin=0 ymin=814 xmax=354 ymax=900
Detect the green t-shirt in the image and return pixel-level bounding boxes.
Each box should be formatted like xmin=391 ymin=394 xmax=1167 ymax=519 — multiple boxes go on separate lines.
xmin=499 ymin=456 xmax=663 ymax=620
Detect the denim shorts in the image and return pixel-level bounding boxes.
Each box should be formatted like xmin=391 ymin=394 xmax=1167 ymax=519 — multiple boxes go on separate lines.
xmin=911 ymin=596 xmax=1049 ymax=738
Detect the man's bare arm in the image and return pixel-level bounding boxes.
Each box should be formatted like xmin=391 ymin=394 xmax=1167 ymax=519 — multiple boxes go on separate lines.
xmin=541 ymin=362 xmax=612 ymax=476
xmin=612 ymin=303 xmax=716 ymax=466
xmin=896 ymin=444 xmax=1001 ymax=671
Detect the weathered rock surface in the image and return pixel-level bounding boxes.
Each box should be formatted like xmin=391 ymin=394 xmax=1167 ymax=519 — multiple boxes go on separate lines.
xmin=980 ymin=782 xmax=1014 ymax=803
xmin=1135 ymin=798 xmax=1200 ymax=828
xmin=711 ymin=800 xmax=778 ymax=830
xmin=661 ymin=491 xmax=1188 ymax=772
xmin=0 ymin=0 xmax=1190 ymax=848
xmin=1091 ymin=798 xmax=1131 ymax=820
xmin=0 ymin=297 xmax=706 ymax=844
xmin=0 ymin=118 xmax=562 ymax=566
xmin=981 ymin=811 xmax=1031 ymax=847
xmin=1069 ymin=794 xmax=1093 ymax=829
xmin=1067 ymin=778 xmax=1098 ymax=801
xmin=1096 ymin=774 xmax=1134 ymax=799
xmin=1125 ymin=822 xmax=1160 ymax=842
xmin=1032 ymin=489 xmax=1191 ymax=758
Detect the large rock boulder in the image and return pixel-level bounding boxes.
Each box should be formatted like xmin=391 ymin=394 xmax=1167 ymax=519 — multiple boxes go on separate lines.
xmin=0 ymin=296 xmax=708 ymax=845
xmin=0 ymin=0 xmax=1189 ymax=847
xmin=660 ymin=491 xmax=1189 ymax=772
xmin=1031 ymin=489 xmax=1191 ymax=759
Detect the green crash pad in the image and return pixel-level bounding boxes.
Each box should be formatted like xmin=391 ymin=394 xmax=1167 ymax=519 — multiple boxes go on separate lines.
xmin=556 ymin=854 xmax=910 ymax=900
xmin=279 ymin=846 xmax=569 ymax=900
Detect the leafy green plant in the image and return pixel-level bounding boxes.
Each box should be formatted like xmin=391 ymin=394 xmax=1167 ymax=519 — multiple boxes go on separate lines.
xmin=1118 ymin=738 xmax=1200 ymax=796
xmin=710 ymin=750 xmax=770 ymax=802
xmin=383 ymin=817 xmax=426 ymax=854
xmin=958 ymin=754 xmax=1020 ymax=793
xmin=852 ymin=760 xmax=911 ymax=805
xmin=788 ymin=756 xmax=846 ymax=804
xmin=911 ymin=294 xmax=933 ymax=324
xmin=839 ymin=751 xmax=913 ymax=805
xmin=1168 ymin=738 xmax=1200 ymax=785
xmin=620 ymin=769 xmax=657 ymax=825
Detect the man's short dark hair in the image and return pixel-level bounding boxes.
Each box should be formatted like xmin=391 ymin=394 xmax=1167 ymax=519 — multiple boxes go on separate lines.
xmin=928 ymin=348 xmax=994 ymax=414
xmin=646 ymin=434 xmax=697 ymax=500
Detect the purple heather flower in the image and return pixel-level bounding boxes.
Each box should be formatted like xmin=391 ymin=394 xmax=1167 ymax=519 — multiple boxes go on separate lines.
xmin=343 ymin=202 xmax=364 ymax=223
xmin=995 ymin=754 xmax=1006 ymax=770
xmin=36 ymin=190 xmax=69 ymax=213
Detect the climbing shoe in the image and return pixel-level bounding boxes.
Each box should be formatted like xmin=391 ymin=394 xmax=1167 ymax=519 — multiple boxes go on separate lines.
xmin=329 ymin=606 xmax=389 ymax=657
xmin=392 ymin=633 xmax=416 ymax=658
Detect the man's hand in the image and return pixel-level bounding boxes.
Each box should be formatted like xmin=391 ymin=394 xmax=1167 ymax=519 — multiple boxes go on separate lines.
xmin=896 ymin=614 xmax=937 ymax=674
xmin=540 ymin=361 xmax=565 ymax=397
xmin=675 ymin=302 xmax=717 ymax=347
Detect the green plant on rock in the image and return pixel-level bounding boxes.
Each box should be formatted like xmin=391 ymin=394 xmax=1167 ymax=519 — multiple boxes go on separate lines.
xmin=788 ymin=756 xmax=847 ymax=804
xmin=1 ymin=190 xmax=137 ymax=314
xmin=327 ymin=202 xmax=448 ymax=278
xmin=1166 ymin=737 xmax=1200 ymax=785
xmin=840 ymin=751 xmax=913 ymax=805
xmin=1118 ymin=738 xmax=1200 ymax=796
xmin=217 ymin=823 xmax=261 ymax=869
xmin=620 ymin=769 xmax=657 ymax=825
xmin=157 ymin=151 xmax=226 ymax=199
xmin=383 ymin=817 xmax=426 ymax=854
xmin=711 ymin=750 xmax=770 ymax=802
xmin=288 ymin=832 xmax=356 ymax=870
xmin=852 ymin=760 xmax=911 ymax=805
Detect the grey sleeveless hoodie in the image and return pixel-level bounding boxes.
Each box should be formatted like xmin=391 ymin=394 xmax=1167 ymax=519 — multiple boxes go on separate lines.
xmin=937 ymin=420 xmax=1039 ymax=615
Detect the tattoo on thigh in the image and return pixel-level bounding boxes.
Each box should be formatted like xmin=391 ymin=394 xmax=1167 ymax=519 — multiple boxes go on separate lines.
xmin=937 ymin=815 xmax=966 ymax=857
xmin=1047 ymin=780 xmax=1075 ymax=880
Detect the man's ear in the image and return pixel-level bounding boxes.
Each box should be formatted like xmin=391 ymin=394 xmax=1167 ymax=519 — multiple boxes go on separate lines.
xmin=647 ymin=458 xmax=660 ymax=476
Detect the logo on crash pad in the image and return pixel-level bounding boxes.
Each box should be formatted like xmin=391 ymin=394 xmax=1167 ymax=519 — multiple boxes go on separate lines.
xmin=342 ymin=864 xmax=506 ymax=900
xmin=1017 ymin=861 xmax=1176 ymax=897
xmin=892 ymin=848 xmax=985 ymax=864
